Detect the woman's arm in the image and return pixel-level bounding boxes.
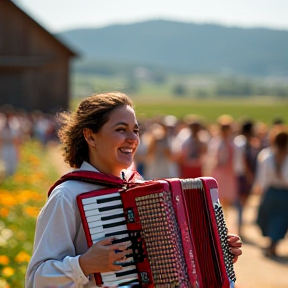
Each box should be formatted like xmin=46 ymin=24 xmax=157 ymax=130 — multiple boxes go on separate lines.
xmin=25 ymin=188 xmax=89 ymax=288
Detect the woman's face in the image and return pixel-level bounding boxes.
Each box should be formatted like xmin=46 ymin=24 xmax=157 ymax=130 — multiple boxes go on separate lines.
xmin=89 ymin=105 xmax=140 ymax=177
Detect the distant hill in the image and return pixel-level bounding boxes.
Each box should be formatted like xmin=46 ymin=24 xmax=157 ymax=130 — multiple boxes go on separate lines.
xmin=57 ymin=20 xmax=288 ymax=76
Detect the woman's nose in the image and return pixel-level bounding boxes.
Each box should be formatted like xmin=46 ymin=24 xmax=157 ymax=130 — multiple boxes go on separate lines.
xmin=126 ymin=131 xmax=139 ymax=143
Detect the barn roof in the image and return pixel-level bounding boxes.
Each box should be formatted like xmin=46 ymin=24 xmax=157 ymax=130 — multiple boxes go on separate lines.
xmin=2 ymin=0 xmax=78 ymax=57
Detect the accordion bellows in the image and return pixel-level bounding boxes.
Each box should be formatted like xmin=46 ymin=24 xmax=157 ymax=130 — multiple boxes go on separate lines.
xmin=70 ymin=172 xmax=236 ymax=288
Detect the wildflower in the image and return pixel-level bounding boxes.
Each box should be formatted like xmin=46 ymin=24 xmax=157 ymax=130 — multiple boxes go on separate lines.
xmin=0 ymin=207 xmax=9 ymax=217
xmin=0 ymin=255 xmax=9 ymax=265
xmin=0 ymin=194 xmax=16 ymax=207
xmin=0 ymin=279 xmax=10 ymax=288
xmin=24 ymin=206 xmax=40 ymax=218
xmin=15 ymin=251 xmax=31 ymax=263
xmin=2 ymin=267 xmax=14 ymax=277
xmin=1 ymin=229 xmax=13 ymax=240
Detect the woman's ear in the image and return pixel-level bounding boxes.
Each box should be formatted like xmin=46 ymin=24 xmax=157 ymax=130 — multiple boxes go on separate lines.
xmin=83 ymin=128 xmax=96 ymax=147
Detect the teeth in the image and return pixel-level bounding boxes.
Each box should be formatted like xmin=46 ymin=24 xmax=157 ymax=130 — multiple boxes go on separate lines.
xmin=120 ymin=148 xmax=133 ymax=154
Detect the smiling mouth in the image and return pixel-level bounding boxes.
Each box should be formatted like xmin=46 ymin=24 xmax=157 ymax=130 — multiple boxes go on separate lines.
xmin=119 ymin=148 xmax=133 ymax=154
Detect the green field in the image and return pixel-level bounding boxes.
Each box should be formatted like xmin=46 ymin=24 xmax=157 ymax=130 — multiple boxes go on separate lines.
xmin=132 ymin=97 xmax=287 ymax=124
xmin=71 ymin=73 xmax=288 ymax=125
xmin=72 ymin=96 xmax=287 ymax=126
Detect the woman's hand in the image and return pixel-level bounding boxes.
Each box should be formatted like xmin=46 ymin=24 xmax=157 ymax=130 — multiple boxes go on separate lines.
xmin=79 ymin=237 xmax=132 ymax=276
xmin=228 ymin=234 xmax=242 ymax=263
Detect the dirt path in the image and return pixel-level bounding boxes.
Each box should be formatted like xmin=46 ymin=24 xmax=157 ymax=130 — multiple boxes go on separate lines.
xmin=48 ymin=144 xmax=288 ymax=288
xmin=226 ymin=195 xmax=288 ymax=288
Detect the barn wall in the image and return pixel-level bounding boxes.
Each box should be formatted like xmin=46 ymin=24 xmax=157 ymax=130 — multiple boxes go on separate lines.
xmin=0 ymin=0 xmax=76 ymax=113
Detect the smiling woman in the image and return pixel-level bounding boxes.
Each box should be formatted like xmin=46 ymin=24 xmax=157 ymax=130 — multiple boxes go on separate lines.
xmin=25 ymin=92 xmax=242 ymax=288
xmin=25 ymin=92 xmax=141 ymax=288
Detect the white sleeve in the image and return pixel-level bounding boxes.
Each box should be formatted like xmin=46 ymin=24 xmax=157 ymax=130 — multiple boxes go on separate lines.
xmin=25 ymin=187 xmax=89 ymax=288
xmin=255 ymin=157 xmax=270 ymax=192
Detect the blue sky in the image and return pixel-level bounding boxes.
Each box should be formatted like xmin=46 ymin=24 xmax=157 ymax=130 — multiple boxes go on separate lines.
xmin=15 ymin=0 xmax=288 ymax=33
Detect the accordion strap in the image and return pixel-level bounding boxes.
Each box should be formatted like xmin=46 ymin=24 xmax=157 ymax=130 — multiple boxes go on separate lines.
xmin=47 ymin=170 xmax=130 ymax=197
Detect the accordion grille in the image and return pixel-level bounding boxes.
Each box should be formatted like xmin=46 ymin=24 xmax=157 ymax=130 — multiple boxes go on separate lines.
xmin=135 ymin=191 xmax=189 ymax=288
xmin=214 ymin=203 xmax=236 ymax=282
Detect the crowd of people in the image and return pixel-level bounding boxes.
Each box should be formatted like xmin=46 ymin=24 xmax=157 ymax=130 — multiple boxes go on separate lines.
xmin=0 ymin=104 xmax=59 ymax=179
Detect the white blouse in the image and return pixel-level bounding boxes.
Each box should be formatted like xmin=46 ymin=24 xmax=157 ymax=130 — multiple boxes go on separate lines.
xmin=25 ymin=162 xmax=108 ymax=288
xmin=256 ymin=152 xmax=288 ymax=192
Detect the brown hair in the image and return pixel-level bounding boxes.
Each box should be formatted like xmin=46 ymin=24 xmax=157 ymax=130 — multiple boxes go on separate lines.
xmin=57 ymin=92 xmax=133 ymax=168
xmin=269 ymin=125 xmax=288 ymax=178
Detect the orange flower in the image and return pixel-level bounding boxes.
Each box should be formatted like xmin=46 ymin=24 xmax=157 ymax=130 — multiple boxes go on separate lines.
xmin=0 ymin=255 xmax=9 ymax=265
xmin=2 ymin=267 xmax=14 ymax=277
xmin=24 ymin=206 xmax=40 ymax=218
xmin=0 ymin=194 xmax=16 ymax=207
xmin=15 ymin=251 xmax=31 ymax=263
xmin=0 ymin=207 xmax=9 ymax=217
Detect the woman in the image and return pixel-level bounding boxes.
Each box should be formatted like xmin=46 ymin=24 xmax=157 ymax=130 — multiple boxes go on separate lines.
xmin=25 ymin=92 xmax=242 ymax=288
xmin=255 ymin=125 xmax=288 ymax=257
xmin=208 ymin=115 xmax=237 ymax=214
xmin=178 ymin=114 xmax=208 ymax=179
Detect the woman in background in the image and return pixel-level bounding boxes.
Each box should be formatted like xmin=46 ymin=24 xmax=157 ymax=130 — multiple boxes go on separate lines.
xmin=255 ymin=125 xmax=288 ymax=257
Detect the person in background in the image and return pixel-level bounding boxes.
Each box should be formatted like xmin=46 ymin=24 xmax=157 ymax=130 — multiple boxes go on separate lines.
xmin=255 ymin=126 xmax=288 ymax=257
xmin=25 ymin=92 xmax=242 ymax=288
xmin=0 ymin=105 xmax=21 ymax=177
xmin=233 ymin=120 xmax=261 ymax=237
xmin=178 ymin=114 xmax=209 ymax=178
xmin=208 ymin=115 xmax=237 ymax=214
xmin=142 ymin=118 xmax=177 ymax=180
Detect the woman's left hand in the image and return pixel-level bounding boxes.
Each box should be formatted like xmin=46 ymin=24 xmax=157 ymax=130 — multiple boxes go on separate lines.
xmin=228 ymin=234 xmax=242 ymax=263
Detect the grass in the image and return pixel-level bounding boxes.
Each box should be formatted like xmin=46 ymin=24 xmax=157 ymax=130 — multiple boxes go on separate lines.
xmin=132 ymin=97 xmax=288 ymax=125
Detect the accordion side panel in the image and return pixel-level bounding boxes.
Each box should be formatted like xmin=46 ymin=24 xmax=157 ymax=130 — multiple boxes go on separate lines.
xmin=178 ymin=177 xmax=234 ymax=288
xmin=168 ymin=179 xmax=203 ymax=288
xmin=200 ymin=177 xmax=236 ymax=287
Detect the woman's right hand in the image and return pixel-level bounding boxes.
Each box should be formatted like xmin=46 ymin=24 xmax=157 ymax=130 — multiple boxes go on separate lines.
xmin=79 ymin=237 xmax=132 ymax=276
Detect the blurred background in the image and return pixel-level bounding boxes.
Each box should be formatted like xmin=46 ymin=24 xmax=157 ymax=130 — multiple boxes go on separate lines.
xmin=0 ymin=0 xmax=287 ymax=287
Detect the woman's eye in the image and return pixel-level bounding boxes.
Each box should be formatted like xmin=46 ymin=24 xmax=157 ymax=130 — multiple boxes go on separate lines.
xmin=117 ymin=128 xmax=125 ymax=132
xmin=134 ymin=129 xmax=140 ymax=135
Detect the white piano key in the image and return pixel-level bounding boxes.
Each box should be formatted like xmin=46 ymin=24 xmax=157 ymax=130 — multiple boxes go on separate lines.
xmin=102 ymin=270 xmax=138 ymax=281
xmin=102 ymin=274 xmax=139 ymax=284
xmin=86 ymin=208 xmax=124 ymax=223
xmin=88 ymin=216 xmax=126 ymax=229
xmin=82 ymin=192 xmax=121 ymax=205
xmin=84 ymin=208 xmax=101 ymax=217
xmin=83 ymin=199 xmax=122 ymax=211
xmin=102 ymin=265 xmax=137 ymax=277
xmin=91 ymin=232 xmax=130 ymax=243
xmin=89 ymin=224 xmax=128 ymax=235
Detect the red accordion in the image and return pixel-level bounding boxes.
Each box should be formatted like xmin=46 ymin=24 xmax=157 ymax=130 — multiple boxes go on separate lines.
xmin=49 ymin=170 xmax=236 ymax=288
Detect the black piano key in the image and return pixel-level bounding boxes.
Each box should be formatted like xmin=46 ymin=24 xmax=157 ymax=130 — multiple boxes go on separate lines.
xmin=117 ymin=261 xmax=136 ymax=268
xmin=116 ymin=269 xmax=138 ymax=278
xmin=105 ymin=230 xmax=129 ymax=237
xmin=118 ymin=280 xmax=140 ymax=287
xmin=101 ymin=213 xmax=125 ymax=221
xmin=97 ymin=196 xmax=122 ymax=204
xmin=103 ymin=220 xmax=127 ymax=229
xmin=111 ymin=236 xmax=131 ymax=244
xmin=99 ymin=204 xmax=123 ymax=212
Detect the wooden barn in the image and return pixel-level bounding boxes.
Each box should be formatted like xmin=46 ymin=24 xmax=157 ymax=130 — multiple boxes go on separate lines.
xmin=0 ymin=0 xmax=77 ymax=113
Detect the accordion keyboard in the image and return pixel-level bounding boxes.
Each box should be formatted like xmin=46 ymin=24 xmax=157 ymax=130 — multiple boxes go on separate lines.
xmin=80 ymin=192 xmax=139 ymax=286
